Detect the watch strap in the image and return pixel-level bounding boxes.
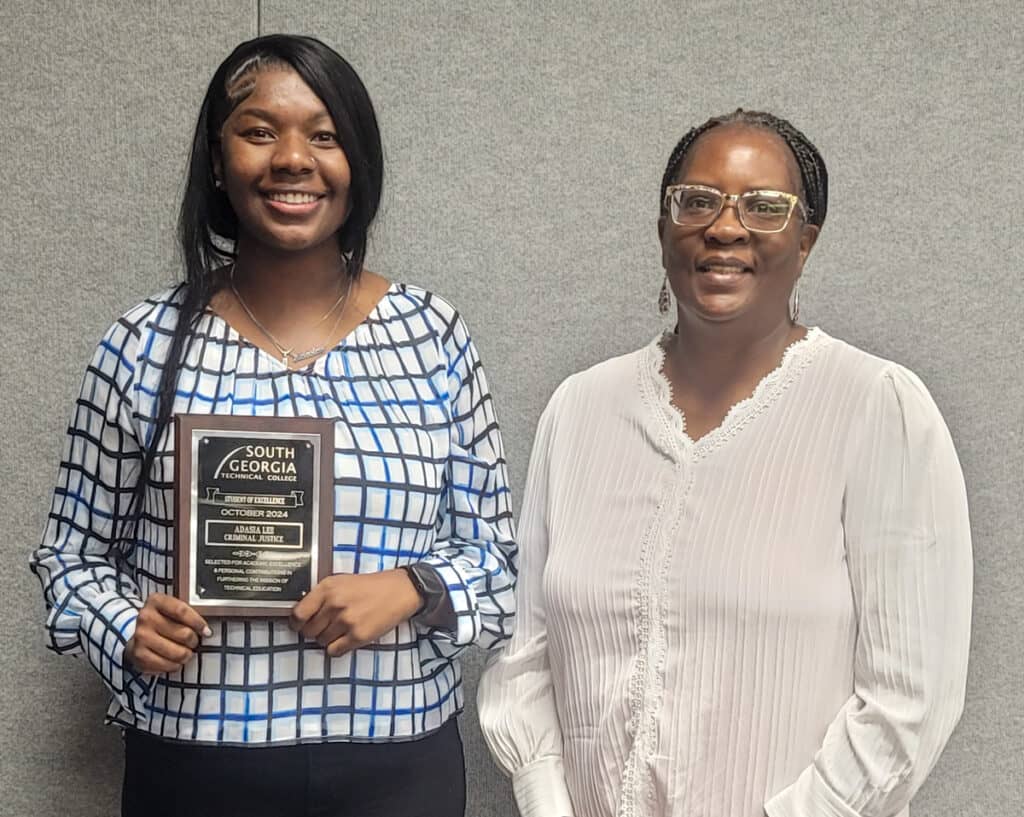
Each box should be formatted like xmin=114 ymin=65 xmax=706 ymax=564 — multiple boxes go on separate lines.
xmin=402 ymin=563 xmax=456 ymax=630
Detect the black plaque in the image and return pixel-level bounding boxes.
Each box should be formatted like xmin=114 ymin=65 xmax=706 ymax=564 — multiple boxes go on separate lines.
xmin=174 ymin=415 xmax=334 ymax=617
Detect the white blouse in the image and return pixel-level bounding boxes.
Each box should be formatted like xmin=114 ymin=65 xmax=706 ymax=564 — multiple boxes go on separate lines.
xmin=478 ymin=329 xmax=972 ymax=817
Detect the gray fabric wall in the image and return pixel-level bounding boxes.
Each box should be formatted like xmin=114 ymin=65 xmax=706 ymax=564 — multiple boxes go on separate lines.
xmin=1 ymin=2 xmax=1020 ymax=815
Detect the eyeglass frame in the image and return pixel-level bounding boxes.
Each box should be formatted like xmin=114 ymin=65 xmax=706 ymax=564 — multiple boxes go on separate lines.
xmin=663 ymin=183 xmax=809 ymax=234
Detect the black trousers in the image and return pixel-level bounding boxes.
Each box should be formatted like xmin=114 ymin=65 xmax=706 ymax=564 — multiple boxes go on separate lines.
xmin=122 ymin=719 xmax=466 ymax=817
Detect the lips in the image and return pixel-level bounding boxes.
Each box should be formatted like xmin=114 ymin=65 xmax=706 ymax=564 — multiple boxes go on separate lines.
xmin=696 ymin=256 xmax=752 ymax=273
xmin=694 ymin=257 xmax=752 ymax=291
xmin=261 ymin=189 xmax=326 ymax=216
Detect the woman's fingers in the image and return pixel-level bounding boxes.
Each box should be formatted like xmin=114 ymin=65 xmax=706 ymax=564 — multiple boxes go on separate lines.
xmin=128 ymin=641 xmax=190 ymax=674
xmin=150 ymin=615 xmax=201 ymax=650
xmin=148 ymin=593 xmax=211 ymax=637
xmin=127 ymin=593 xmax=211 ymax=674
xmin=138 ymin=632 xmax=194 ymax=665
xmin=313 ymin=618 xmax=350 ymax=648
xmin=326 ymin=633 xmax=364 ymax=657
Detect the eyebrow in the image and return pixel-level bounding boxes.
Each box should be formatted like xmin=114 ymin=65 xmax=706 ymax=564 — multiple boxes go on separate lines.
xmin=681 ymin=180 xmax=795 ymax=193
xmin=235 ymin=107 xmax=333 ymax=125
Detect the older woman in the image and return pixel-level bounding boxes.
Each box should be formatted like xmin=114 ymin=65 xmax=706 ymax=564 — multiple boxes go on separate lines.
xmin=479 ymin=110 xmax=971 ymax=817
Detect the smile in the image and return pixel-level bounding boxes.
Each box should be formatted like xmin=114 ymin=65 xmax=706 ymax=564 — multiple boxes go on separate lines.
xmin=695 ymin=260 xmax=753 ymax=289
xmin=264 ymin=191 xmax=324 ymax=204
xmin=697 ymin=264 xmax=752 ymax=278
xmin=697 ymin=257 xmax=752 ymax=274
xmin=700 ymin=266 xmax=749 ymax=276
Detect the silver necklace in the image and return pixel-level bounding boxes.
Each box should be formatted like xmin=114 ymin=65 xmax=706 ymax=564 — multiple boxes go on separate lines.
xmin=230 ymin=264 xmax=352 ymax=368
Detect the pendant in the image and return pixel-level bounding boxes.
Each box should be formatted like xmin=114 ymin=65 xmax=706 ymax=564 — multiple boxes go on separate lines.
xmin=290 ymin=346 xmax=325 ymax=364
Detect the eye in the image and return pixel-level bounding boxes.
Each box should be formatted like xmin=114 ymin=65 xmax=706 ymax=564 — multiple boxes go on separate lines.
xmin=746 ymin=196 xmax=789 ymax=215
xmin=681 ymin=193 xmax=717 ymax=212
xmin=312 ymin=131 xmax=339 ymax=144
xmin=242 ymin=127 xmax=274 ymax=141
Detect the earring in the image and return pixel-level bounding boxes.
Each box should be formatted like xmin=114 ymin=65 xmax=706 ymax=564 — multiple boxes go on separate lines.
xmin=658 ymin=276 xmax=671 ymax=316
xmin=214 ymin=178 xmax=223 ymax=189
xmin=789 ymin=279 xmax=801 ymax=323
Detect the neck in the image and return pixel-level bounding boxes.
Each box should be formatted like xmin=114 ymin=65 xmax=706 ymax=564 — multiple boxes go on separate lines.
xmin=231 ymin=237 xmax=349 ymax=315
xmin=667 ymin=311 xmax=805 ymax=397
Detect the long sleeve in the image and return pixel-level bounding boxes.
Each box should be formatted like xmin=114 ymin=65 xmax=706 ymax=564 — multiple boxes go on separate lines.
xmin=28 ymin=285 xmax=519 ymax=745
xmin=418 ymin=310 xmax=517 ymax=654
xmin=765 ymin=365 xmax=973 ymax=817
xmin=29 ymin=317 xmax=153 ymax=719
xmin=479 ymin=395 xmax=575 ymax=817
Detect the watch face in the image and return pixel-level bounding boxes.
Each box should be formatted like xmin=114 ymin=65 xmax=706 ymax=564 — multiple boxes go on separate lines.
xmin=407 ymin=565 xmax=427 ymax=595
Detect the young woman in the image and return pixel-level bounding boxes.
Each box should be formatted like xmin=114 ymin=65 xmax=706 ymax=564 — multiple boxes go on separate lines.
xmin=31 ymin=34 xmax=516 ymax=817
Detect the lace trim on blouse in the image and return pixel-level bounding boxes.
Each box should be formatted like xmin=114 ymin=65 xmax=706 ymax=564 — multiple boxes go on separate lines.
xmin=617 ymin=328 xmax=830 ymax=816
xmin=646 ymin=327 xmax=828 ymax=459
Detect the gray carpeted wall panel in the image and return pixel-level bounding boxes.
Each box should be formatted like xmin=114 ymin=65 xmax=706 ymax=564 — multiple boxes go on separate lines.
xmin=0 ymin=4 xmax=257 ymax=816
xmin=2 ymin=2 xmax=1020 ymax=815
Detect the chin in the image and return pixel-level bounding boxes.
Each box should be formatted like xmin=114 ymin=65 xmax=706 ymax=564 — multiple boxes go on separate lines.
xmin=688 ymin=295 xmax=750 ymax=323
xmin=256 ymin=230 xmax=333 ymax=254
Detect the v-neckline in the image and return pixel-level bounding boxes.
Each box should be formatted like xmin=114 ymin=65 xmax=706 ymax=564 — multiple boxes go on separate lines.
xmin=642 ymin=327 xmax=828 ymax=457
xmin=202 ymin=281 xmax=399 ymax=376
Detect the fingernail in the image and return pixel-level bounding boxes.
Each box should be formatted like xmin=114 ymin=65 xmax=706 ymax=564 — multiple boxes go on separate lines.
xmin=202 ymin=626 xmax=213 ymax=638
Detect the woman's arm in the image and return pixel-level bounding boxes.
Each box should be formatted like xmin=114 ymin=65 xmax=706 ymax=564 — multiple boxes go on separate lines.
xmin=415 ymin=308 xmax=518 ymax=654
xmin=29 ymin=316 xmax=154 ymax=718
xmin=286 ymin=297 xmax=517 ymax=658
xmin=479 ymin=394 xmax=575 ymax=817
xmin=765 ymin=365 xmax=972 ymax=817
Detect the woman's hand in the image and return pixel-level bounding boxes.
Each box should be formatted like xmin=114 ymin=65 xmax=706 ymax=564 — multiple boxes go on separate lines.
xmin=289 ymin=570 xmax=422 ymax=657
xmin=126 ymin=593 xmax=211 ymax=674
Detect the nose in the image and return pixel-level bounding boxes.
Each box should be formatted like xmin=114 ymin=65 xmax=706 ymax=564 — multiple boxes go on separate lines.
xmin=704 ymin=198 xmax=749 ymax=244
xmin=271 ymin=132 xmax=315 ymax=175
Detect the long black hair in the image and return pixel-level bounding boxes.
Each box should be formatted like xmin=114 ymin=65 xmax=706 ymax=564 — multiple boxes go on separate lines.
xmin=122 ymin=35 xmax=383 ymax=557
xmin=659 ymin=109 xmax=828 ymax=229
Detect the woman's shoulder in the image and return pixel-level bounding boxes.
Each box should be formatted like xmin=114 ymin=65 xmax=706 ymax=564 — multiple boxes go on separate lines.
xmin=373 ymin=281 xmax=460 ymax=327
xmin=542 ymin=341 xmax=652 ymax=419
xmin=373 ymin=281 xmax=500 ymax=368
xmin=818 ymin=331 xmax=931 ymax=393
xmin=90 ymin=285 xmax=187 ymax=357
xmin=111 ymin=285 xmax=188 ymax=336
xmin=76 ymin=286 xmax=187 ymax=393
xmin=817 ymin=331 xmax=947 ymax=430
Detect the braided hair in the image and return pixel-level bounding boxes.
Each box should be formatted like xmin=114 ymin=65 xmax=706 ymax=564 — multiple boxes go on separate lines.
xmin=116 ymin=35 xmax=383 ymax=560
xmin=659 ymin=109 xmax=828 ymax=229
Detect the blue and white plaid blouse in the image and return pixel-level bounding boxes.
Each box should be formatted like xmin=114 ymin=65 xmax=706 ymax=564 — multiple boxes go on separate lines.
xmin=31 ymin=283 xmax=517 ymax=745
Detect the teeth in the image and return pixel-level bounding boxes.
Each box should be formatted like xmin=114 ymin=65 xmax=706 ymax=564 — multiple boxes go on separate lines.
xmin=267 ymin=192 xmax=319 ymax=204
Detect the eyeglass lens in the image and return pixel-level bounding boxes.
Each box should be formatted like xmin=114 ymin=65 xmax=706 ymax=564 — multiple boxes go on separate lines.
xmin=671 ymin=189 xmax=793 ymax=231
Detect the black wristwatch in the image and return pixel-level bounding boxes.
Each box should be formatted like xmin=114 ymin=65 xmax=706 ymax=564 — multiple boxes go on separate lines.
xmin=402 ymin=563 xmax=447 ymax=621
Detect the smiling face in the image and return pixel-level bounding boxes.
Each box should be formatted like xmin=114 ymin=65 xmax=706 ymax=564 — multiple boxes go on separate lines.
xmin=215 ymin=67 xmax=352 ymax=256
xmin=659 ymin=124 xmax=819 ymax=328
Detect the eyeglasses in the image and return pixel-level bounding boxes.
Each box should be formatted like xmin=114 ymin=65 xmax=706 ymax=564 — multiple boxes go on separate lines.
xmin=664 ymin=184 xmax=808 ymax=233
